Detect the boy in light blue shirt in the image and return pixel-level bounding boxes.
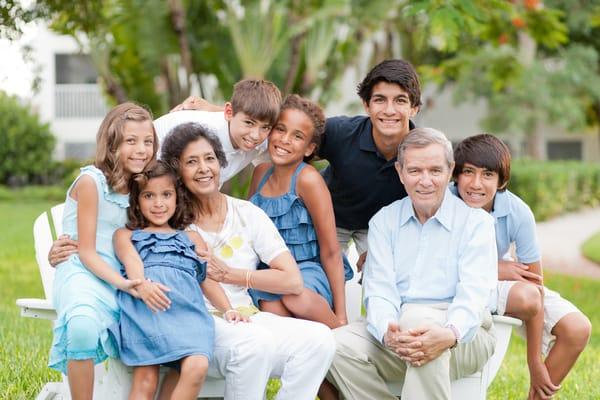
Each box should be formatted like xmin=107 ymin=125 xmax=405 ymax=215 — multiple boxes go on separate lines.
xmin=453 ymin=134 xmax=591 ymax=400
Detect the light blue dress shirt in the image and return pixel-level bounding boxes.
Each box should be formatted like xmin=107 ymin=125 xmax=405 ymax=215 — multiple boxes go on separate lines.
xmin=450 ymin=184 xmax=541 ymax=263
xmin=491 ymin=189 xmax=541 ymax=263
xmin=363 ymin=189 xmax=498 ymax=343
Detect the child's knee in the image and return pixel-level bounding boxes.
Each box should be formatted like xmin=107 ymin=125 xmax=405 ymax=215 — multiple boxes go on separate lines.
xmin=181 ymin=356 xmax=209 ymax=384
xmin=66 ymin=315 xmax=99 ymax=353
xmin=507 ymin=283 xmax=542 ymax=320
xmin=282 ymin=291 xmax=312 ymax=315
xmin=134 ymin=368 xmax=160 ymax=395
xmin=556 ymin=313 xmax=592 ymax=352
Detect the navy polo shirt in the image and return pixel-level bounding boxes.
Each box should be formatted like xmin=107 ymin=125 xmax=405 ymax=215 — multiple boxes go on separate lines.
xmin=319 ymin=115 xmax=413 ymax=230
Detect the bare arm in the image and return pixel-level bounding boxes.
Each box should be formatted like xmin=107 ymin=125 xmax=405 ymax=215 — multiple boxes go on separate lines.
xmin=113 ymin=228 xmax=171 ymax=311
xmin=171 ymin=96 xmax=225 ymax=113
xmin=75 ymin=176 xmax=138 ymax=292
xmin=247 ymin=162 xmax=271 ymax=199
xmin=201 ymin=278 xmax=231 ymax=311
xmin=297 ymin=166 xmax=347 ymax=323
xmin=187 ymin=230 xmax=232 ymax=312
xmin=201 ymin=249 xmax=303 ymax=295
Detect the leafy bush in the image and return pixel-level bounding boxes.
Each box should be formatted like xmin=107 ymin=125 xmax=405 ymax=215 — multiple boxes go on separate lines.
xmin=0 ymin=91 xmax=55 ymax=186
xmin=510 ymin=160 xmax=600 ymax=221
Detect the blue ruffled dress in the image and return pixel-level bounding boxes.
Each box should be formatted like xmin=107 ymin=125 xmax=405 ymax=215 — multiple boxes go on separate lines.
xmin=249 ymin=162 xmax=353 ymax=307
xmin=49 ymin=165 xmax=128 ymax=374
xmin=109 ymin=230 xmax=214 ymax=366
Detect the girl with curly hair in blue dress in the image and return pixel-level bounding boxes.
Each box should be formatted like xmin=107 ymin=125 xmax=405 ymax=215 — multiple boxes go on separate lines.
xmin=110 ymin=160 xmax=245 ymax=400
xmin=248 ymin=95 xmax=354 ymax=329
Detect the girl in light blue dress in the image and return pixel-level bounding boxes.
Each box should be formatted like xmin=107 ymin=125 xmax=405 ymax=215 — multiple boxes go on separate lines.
xmin=248 ymin=95 xmax=353 ymax=328
xmin=110 ymin=160 xmax=244 ymax=400
xmin=49 ymin=103 xmax=157 ymax=397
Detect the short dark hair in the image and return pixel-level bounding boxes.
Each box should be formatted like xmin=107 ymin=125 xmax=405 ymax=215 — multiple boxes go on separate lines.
xmin=231 ymin=79 xmax=282 ymax=126
xmin=126 ymin=160 xmax=193 ymax=230
xmin=453 ymin=134 xmax=512 ymax=191
xmin=280 ymin=94 xmax=325 ymax=162
xmin=357 ymin=59 xmax=422 ymax=108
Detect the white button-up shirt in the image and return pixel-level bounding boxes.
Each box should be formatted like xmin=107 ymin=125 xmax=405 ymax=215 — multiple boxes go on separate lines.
xmin=364 ymin=189 xmax=498 ymax=343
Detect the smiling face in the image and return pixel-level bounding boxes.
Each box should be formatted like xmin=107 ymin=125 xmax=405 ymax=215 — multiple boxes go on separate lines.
xmin=118 ymin=120 xmax=155 ymax=177
xmin=396 ymin=143 xmax=453 ymax=223
xmin=179 ymin=138 xmax=221 ymax=198
xmin=225 ymin=103 xmax=272 ymax=151
xmin=268 ymin=109 xmax=316 ymax=166
xmin=456 ymin=163 xmax=500 ymax=212
xmin=363 ymin=81 xmax=419 ymax=143
xmin=138 ymin=175 xmax=177 ymax=228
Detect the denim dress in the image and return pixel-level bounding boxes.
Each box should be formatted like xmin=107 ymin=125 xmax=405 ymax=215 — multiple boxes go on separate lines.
xmin=109 ymin=230 xmax=214 ymax=366
xmin=249 ymin=162 xmax=353 ymax=307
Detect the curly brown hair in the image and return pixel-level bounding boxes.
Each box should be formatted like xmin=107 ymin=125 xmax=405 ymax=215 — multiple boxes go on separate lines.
xmin=126 ymin=160 xmax=194 ymax=230
xmin=280 ymin=94 xmax=325 ymax=161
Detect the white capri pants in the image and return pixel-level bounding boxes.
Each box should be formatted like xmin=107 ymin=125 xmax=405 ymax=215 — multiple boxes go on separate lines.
xmin=208 ymin=312 xmax=335 ymax=400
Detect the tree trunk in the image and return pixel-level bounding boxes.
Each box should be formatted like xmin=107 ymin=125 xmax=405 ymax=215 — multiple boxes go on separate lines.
xmin=283 ymin=33 xmax=304 ymax=95
xmin=167 ymin=0 xmax=193 ymax=103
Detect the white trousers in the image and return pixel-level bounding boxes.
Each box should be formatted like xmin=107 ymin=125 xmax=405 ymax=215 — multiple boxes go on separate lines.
xmin=208 ymin=312 xmax=335 ymax=400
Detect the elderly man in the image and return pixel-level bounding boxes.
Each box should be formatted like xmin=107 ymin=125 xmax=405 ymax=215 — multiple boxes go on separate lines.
xmin=324 ymin=128 xmax=498 ymax=400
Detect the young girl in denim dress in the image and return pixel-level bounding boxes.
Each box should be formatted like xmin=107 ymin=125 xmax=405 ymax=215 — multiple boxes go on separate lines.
xmin=248 ymin=94 xmax=353 ymax=328
xmin=110 ymin=160 xmax=244 ymax=400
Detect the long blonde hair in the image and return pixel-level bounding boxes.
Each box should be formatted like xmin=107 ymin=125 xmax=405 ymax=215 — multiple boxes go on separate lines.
xmin=94 ymin=102 xmax=157 ymax=193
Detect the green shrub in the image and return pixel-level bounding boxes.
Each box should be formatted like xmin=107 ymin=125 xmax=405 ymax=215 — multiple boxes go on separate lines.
xmin=510 ymin=160 xmax=600 ymax=221
xmin=0 ymin=185 xmax=66 ymax=202
xmin=0 ymin=91 xmax=55 ymax=186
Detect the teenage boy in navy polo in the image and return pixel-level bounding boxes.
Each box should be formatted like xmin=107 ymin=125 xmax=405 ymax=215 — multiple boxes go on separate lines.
xmin=319 ymin=59 xmax=421 ymax=262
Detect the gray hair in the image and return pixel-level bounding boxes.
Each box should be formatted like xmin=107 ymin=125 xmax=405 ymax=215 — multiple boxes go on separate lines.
xmin=397 ymin=127 xmax=454 ymax=168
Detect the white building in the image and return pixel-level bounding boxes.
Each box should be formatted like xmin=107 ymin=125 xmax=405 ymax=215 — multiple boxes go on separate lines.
xmin=31 ymin=25 xmax=107 ymax=160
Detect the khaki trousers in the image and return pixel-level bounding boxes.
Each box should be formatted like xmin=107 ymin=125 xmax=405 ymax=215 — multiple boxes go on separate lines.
xmin=327 ymin=304 xmax=496 ymax=400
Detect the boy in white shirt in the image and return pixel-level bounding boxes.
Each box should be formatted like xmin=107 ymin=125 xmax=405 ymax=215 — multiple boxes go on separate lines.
xmin=154 ymin=79 xmax=281 ymax=184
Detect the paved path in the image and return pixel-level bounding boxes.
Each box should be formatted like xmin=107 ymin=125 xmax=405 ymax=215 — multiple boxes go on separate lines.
xmin=537 ymin=207 xmax=600 ymax=279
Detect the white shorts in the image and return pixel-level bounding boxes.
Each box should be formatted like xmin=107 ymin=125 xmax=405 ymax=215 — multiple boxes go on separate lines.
xmin=495 ymin=281 xmax=581 ymax=355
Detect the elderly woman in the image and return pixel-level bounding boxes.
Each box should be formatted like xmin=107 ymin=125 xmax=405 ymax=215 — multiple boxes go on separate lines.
xmin=160 ymin=122 xmax=335 ymax=399
xmin=49 ymin=122 xmax=336 ymax=400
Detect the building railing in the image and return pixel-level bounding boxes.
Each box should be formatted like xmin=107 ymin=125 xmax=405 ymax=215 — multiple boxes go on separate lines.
xmin=55 ymin=84 xmax=109 ymax=119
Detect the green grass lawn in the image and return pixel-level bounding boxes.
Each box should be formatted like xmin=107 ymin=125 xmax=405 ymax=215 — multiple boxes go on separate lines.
xmin=1 ymin=200 xmax=598 ymax=399
xmin=582 ymin=231 xmax=600 ymax=265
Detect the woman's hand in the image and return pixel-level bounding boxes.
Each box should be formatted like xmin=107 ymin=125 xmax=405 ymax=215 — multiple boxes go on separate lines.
xmin=198 ymin=249 xmax=231 ymax=283
xmin=132 ymin=280 xmax=172 ymax=312
xmin=224 ymin=309 xmax=249 ymax=323
xmin=48 ymin=234 xmax=79 ymax=267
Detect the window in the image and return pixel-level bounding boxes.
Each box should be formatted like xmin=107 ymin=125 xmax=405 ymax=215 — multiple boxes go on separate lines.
xmin=54 ymin=54 xmax=108 ymax=118
xmin=55 ymin=54 xmax=98 ymax=84
xmin=546 ymin=141 xmax=582 ymax=160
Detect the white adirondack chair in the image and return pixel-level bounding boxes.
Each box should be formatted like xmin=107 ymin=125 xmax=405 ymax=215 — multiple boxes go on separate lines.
xmin=17 ymin=203 xmax=521 ymax=399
